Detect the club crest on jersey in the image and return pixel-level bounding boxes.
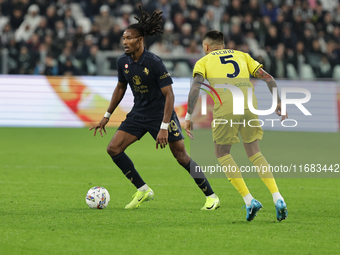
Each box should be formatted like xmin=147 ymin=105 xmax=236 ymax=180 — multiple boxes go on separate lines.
xmin=143 ymin=67 xmax=149 ymax=76
xmin=133 ymin=75 xmax=142 ymax=85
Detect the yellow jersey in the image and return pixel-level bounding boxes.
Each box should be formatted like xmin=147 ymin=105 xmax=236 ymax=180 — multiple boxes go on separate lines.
xmin=193 ymin=49 xmax=262 ymax=117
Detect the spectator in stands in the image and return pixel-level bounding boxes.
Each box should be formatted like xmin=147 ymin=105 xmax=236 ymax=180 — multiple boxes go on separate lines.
xmin=292 ymin=14 xmax=305 ymax=40
xmin=206 ymin=0 xmax=225 ymax=30
xmin=330 ymin=26 xmax=340 ymax=44
xmin=333 ymin=4 xmax=340 ymax=24
xmin=149 ymin=37 xmax=170 ymax=56
xmin=173 ymin=12 xmax=185 ymax=34
xmin=226 ymin=0 xmax=243 ymax=18
xmin=229 ymin=23 xmax=244 ymax=47
xmin=326 ymin=40 xmax=340 ymax=67
xmin=220 ymin=13 xmax=231 ymax=36
xmin=185 ymin=39 xmax=201 ymax=68
xmin=17 ymin=45 xmax=36 ymax=74
xmin=35 ymin=54 xmax=58 ymax=75
xmin=116 ymin=4 xmax=133 ymax=31
xmin=63 ymin=7 xmax=76 ymax=35
xmin=246 ymin=0 xmax=262 ymax=21
xmin=94 ymin=5 xmax=115 ymax=36
xmin=274 ymin=13 xmax=285 ymax=35
xmin=73 ymin=26 xmax=85 ymax=48
xmin=312 ymin=1 xmax=325 ymax=30
xmin=34 ymin=17 xmax=52 ymax=41
xmin=88 ymin=23 xmax=101 ymax=45
xmin=187 ymin=9 xmax=200 ymax=33
xmin=241 ymin=13 xmax=255 ymax=35
xmin=99 ymin=36 xmax=111 ymax=51
xmin=179 ymin=23 xmax=193 ymax=48
xmin=77 ymin=34 xmax=93 ymax=60
xmin=109 ymin=24 xmax=123 ymax=50
xmin=170 ymin=35 xmax=185 ymax=56
xmin=307 ymin=39 xmax=323 ymax=76
xmin=59 ymin=57 xmax=81 ymax=75
xmin=42 ymin=55 xmax=58 ymax=75
xmin=83 ymin=0 xmax=101 ymax=22
xmin=269 ymin=43 xmax=287 ymax=78
xmin=7 ymin=38 xmax=20 ymax=74
xmin=261 ymin=0 xmax=278 ymax=23
xmin=1 ymin=23 xmax=14 ymax=48
xmin=83 ymin=45 xmax=98 ymax=76
xmin=302 ymin=27 xmax=315 ymax=53
xmin=319 ymin=54 xmax=332 ymax=78
xmin=27 ymin=33 xmax=41 ymax=52
xmin=153 ymin=0 xmax=171 ymax=21
xmin=15 ymin=4 xmax=42 ymax=43
xmin=44 ymin=34 xmax=61 ymax=58
xmin=171 ymin=0 xmax=191 ymax=20
xmin=162 ymin=21 xmax=176 ymax=52
xmin=281 ymin=25 xmax=297 ymax=51
xmin=10 ymin=8 xmax=24 ymax=31
xmin=45 ymin=5 xmax=58 ymax=31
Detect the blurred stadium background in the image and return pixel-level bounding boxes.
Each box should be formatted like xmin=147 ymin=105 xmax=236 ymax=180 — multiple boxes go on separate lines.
xmin=0 ymin=0 xmax=339 ymax=130
xmin=0 ymin=0 xmax=340 ymax=79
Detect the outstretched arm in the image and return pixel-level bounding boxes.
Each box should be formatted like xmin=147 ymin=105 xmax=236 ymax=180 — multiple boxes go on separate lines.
xmin=184 ymin=74 xmax=204 ymax=139
xmin=89 ymin=81 xmax=127 ymax=136
xmin=254 ymin=68 xmax=287 ymax=121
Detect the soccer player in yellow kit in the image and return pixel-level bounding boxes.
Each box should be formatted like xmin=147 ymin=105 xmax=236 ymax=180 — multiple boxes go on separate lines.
xmin=185 ymin=30 xmax=288 ymax=221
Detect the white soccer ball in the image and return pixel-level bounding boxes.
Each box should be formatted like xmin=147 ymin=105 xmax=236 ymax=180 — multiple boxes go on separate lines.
xmin=85 ymin=186 xmax=110 ymax=209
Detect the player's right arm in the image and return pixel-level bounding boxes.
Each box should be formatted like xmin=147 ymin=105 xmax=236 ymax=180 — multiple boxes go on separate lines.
xmin=184 ymin=73 xmax=204 ymax=139
xmin=254 ymin=68 xmax=287 ymax=121
xmin=89 ymin=81 xmax=128 ymax=137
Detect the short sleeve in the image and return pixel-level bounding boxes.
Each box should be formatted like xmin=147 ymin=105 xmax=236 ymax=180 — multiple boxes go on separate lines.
xmin=244 ymin=53 xmax=263 ymax=76
xmin=117 ymin=58 xmax=128 ymax=83
xmin=155 ymin=60 xmax=173 ymax=88
xmin=193 ymin=58 xmax=206 ymax=78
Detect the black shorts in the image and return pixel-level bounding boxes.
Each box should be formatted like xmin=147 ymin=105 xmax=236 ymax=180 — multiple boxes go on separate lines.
xmin=117 ymin=111 xmax=185 ymax=142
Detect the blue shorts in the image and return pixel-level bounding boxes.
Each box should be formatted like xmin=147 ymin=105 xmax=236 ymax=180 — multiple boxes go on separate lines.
xmin=117 ymin=111 xmax=185 ymax=142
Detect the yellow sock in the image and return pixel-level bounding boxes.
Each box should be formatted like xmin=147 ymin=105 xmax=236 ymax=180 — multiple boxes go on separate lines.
xmin=218 ymin=154 xmax=250 ymax=197
xmin=249 ymin=152 xmax=279 ymax=194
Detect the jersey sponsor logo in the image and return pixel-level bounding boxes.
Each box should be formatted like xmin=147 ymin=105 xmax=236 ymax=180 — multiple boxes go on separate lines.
xmin=124 ymin=69 xmax=129 ymax=74
xmin=160 ymin=72 xmax=170 ymax=79
xmin=173 ymin=132 xmax=180 ymax=137
xmin=143 ymin=67 xmax=149 ymax=76
xmin=133 ymin=75 xmax=142 ymax=85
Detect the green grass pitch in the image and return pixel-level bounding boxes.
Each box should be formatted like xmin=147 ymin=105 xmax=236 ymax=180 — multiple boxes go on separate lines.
xmin=0 ymin=128 xmax=339 ymax=255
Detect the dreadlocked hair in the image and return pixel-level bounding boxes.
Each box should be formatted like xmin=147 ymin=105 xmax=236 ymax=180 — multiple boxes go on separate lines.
xmin=127 ymin=5 xmax=163 ymax=37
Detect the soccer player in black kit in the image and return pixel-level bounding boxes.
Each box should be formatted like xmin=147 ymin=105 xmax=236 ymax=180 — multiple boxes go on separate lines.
xmin=90 ymin=7 xmax=220 ymax=210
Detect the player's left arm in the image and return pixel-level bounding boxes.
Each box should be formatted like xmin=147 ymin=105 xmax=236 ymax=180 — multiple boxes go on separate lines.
xmin=156 ymin=85 xmax=175 ymax=149
xmin=254 ymin=68 xmax=288 ymax=121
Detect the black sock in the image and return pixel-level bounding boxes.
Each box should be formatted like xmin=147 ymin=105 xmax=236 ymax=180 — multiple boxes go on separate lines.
xmin=184 ymin=159 xmax=214 ymax=196
xmin=111 ymin=152 xmax=145 ymax=189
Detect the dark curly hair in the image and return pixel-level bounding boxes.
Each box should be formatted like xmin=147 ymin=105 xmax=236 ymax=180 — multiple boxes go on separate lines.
xmin=127 ymin=5 xmax=163 ymax=37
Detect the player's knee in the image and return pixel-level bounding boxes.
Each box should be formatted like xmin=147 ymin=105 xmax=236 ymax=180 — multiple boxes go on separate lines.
xmin=106 ymin=144 xmax=123 ymax=157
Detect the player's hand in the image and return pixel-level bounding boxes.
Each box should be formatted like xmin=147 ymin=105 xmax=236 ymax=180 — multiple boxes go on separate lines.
xmin=156 ymin=129 xmax=168 ymax=149
xmin=89 ymin=117 xmax=109 ymax=137
xmin=275 ymin=101 xmax=288 ymax=121
xmin=184 ymin=120 xmax=194 ymax=139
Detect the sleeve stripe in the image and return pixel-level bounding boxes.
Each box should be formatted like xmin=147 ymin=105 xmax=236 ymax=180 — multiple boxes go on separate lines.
xmin=193 ymin=71 xmax=205 ymax=78
xmin=252 ymin=64 xmax=263 ymax=76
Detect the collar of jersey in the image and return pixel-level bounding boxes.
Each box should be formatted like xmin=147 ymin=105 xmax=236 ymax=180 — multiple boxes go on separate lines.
xmin=127 ymin=48 xmax=147 ymax=65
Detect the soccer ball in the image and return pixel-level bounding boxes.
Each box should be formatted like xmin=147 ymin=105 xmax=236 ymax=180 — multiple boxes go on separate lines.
xmin=85 ymin=186 xmax=110 ymax=209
